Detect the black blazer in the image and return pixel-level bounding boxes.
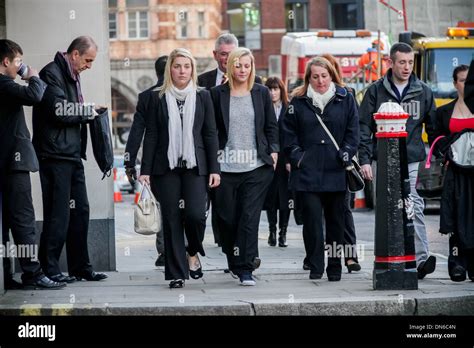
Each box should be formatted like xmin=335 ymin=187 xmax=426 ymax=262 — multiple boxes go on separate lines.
xmin=198 ymin=68 xmax=263 ymax=90
xmin=140 ymin=89 xmax=219 ymax=176
xmin=431 ymin=98 xmax=456 ymax=156
xmin=210 ymin=83 xmax=280 ymax=167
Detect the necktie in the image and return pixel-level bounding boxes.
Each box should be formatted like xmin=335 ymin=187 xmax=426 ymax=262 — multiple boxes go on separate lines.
xmin=221 ymin=73 xmax=228 ymax=85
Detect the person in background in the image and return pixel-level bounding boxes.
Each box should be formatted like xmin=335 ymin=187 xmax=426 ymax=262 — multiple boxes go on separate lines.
xmin=0 ymin=39 xmax=65 ymax=290
xmin=358 ymin=39 xmax=388 ymax=83
xmin=358 ymin=42 xmax=437 ymax=280
xmin=211 ymin=47 xmax=279 ymax=286
xmin=282 ymin=56 xmax=359 ymax=282
xmin=139 ymin=48 xmax=220 ymax=289
xmin=263 ymin=77 xmax=290 ymax=248
xmin=432 ymin=64 xmax=474 ymax=282
xmin=125 ymin=55 xmax=168 ymax=267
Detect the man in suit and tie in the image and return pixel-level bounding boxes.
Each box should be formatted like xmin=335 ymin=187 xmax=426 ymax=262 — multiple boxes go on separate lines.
xmin=198 ymin=33 xmax=262 ymax=269
xmin=125 ymin=55 xmax=168 ymax=267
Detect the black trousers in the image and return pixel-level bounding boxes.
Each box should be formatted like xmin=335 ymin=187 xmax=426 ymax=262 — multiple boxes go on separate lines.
xmin=448 ymin=233 xmax=474 ymax=279
xmin=266 ymin=209 xmax=290 ymax=231
xmin=39 ymin=159 xmax=93 ymax=277
xmin=343 ymin=189 xmax=358 ymax=264
xmin=210 ymin=191 xmax=221 ymax=245
xmin=301 ymin=191 xmax=345 ymax=276
xmin=151 ymin=168 xmax=207 ymax=281
xmin=215 ymin=165 xmax=273 ymax=274
xmin=1 ymin=171 xmax=43 ymax=282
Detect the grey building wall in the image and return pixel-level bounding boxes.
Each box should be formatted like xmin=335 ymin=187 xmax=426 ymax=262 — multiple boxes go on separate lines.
xmin=0 ymin=0 xmax=5 ymax=38
xmin=3 ymin=0 xmax=115 ymax=292
xmin=365 ymin=0 xmax=474 ymax=42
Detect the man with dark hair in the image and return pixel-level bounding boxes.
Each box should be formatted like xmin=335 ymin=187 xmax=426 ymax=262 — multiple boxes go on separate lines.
xmin=0 ymin=39 xmax=65 ymax=290
xmin=32 ymin=36 xmax=107 ymax=283
xmin=358 ymin=42 xmax=437 ymax=279
xmin=124 ymin=55 xmax=168 ymax=267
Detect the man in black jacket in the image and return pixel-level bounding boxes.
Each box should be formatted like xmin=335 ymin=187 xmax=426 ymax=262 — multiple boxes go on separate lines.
xmin=32 ymin=36 xmax=107 ymax=283
xmin=0 ymin=39 xmax=65 ymax=290
xmin=358 ymin=42 xmax=437 ymax=279
xmin=125 ymin=55 xmax=168 ymax=267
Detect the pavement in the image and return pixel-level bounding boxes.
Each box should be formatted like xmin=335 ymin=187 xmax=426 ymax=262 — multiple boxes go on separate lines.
xmin=0 ymin=194 xmax=473 ymax=316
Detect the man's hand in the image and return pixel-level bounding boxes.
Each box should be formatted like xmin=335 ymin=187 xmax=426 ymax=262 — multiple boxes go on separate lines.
xmin=271 ymin=152 xmax=278 ymax=170
xmin=360 ymin=164 xmax=373 ymax=181
xmin=209 ymin=173 xmax=221 ymax=188
xmin=138 ymin=175 xmax=150 ymax=185
xmin=22 ymin=66 xmax=39 ymax=81
xmin=125 ymin=166 xmax=137 ymax=186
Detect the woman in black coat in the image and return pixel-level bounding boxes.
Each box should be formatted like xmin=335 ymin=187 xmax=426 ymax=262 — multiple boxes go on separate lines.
xmin=282 ymin=56 xmax=359 ymax=281
xmin=211 ymin=47 xmax=279 ymax=286
xmin=432 ymin=64 xmax=474 ymax=282
xmin=139 ymin=48 xmax=220 ymax=288
xmin=263 ymin=77 xmax=291 ymax=247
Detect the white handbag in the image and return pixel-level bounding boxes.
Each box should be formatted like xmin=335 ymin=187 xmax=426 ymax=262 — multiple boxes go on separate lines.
xmin=134 ymin=183 xmax=162 ymax=235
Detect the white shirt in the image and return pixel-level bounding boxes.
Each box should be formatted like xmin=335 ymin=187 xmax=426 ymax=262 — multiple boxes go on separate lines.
xmin=273 ymin=102 xmax=282 ymax=121
xmin=395 ymin=81 xmax=408 ymax=98
xmin=215 ymin=69 xmax=226 ymax=86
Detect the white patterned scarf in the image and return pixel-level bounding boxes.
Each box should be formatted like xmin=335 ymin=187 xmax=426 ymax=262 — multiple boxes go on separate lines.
xmin=307 ymin=82 xmax=336 ymax=113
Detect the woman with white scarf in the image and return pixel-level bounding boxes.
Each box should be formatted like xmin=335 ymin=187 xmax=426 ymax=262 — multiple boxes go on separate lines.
xmin=139 ymin=48 xmax=220 ymax=289
xmin=282 ymin=56 xmax=359 ymax=282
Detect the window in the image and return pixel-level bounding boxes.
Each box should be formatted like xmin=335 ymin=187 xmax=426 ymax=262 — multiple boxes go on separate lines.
xmin=328 ymin=0 xmax=364 ymax=30
xmin=109 ymin=12 xmax=117 ymax=39
xmin=128 ymin=11 xmax=148 ymax=39
xmin=198 ymin=11 xmax=205 ymax=38
xmin=108 ymin=0 xmax=117 ymax=8
xmin=227 ymin=1 xmax=261 ymax=49
xmin=126 ymin=0 xmax=148 ymax=7
xmin=285 ymin=1 xmax=308 ymax=32
xmin=178 ymin=10 xmax=188 ymax=39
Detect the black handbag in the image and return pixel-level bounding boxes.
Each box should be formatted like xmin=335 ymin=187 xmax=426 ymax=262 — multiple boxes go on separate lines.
xmin=89 ymin=108 xmax=114 ymax=179
xmin=416 ymin=135 xmax=446 ymax=199
xmin=314 ymin=111 xmax=364 ymax=193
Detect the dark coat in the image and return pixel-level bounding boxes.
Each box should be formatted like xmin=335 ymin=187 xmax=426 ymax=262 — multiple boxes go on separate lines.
xmin=264 ymin=105 xmax=291 ymax=211
xmin=358 ymin=70 xmax=436 ymax=165
xmin=32 ymin=52 xmax=93 ymax=162
xmin=140 ymin=89 xmax=219 ymax=176
xmin=124 ymin=79 xmax=164 ymax=168
xmin=465 ymin=59 xmax=474 ymax=114
xmin=198 ymin=68 xmax=262 ymax=90
xmin=431 ymin=98 xmax=456 ymax=156
xmin=282 ymin=85 xmax=359 ymax=192
xmin=209 ymin=82 xmax=280 ymax=167
xmin=0 ymin=75 xmax=46 ymax=172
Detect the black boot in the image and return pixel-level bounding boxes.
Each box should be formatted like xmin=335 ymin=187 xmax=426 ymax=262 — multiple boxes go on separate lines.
xmin=278 ymin=226 xmax=288 ymax=247
xmin=268 ymin=226 xmax=277 ymax=246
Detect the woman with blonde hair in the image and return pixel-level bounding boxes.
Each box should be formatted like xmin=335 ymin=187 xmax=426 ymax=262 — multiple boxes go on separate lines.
xmin=211 ymin=47 xmax=279 ymax=286
xmin=282 ymin=56 xmax=359 ymax=281
xmin=139 ymin=48 xmax=220 ymax=288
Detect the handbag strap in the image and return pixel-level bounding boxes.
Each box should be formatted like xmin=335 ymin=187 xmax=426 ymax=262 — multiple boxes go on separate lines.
xmin=314 ymin=112 xmax=340 ymax=151
xmin=426 ymin=135 xmax=446 ymax=169
xmin=137 ymin=182 xmax=154 ymax=203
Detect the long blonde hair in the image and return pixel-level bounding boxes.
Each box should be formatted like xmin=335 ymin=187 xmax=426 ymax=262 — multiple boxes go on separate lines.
xmin=292 ymin=56 xmax=342 ymax=97
xmin=159 ymin=48 xmax=197 ymax=97
xmin=227 ymin=47 xmax=256 ymax=91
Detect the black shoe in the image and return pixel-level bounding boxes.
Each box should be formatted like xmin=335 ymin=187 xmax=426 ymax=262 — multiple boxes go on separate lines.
xmin=169 ymin=279 xmax=184 ymax=288
xmin=224 ymin=269 xmax=230 ymax=273
xmin=5 ymin=277 xmax=24 ymax=290
xmin=309 ymin=273 xmax=322 ymax=279
xmin=189 ymin=255 xmax=203 ymax=280
xmin=49 ymin=273 xmax=76 ymax=283
xmin=253 ymin=257 xmax=261 ymax=269
xmin=155 ymin=254 xmax=165 ymax=267
xmin=303 ymin=257 xmax=310 ymax=270
xmin=417 ymin=255 xmax=436 ymax=280
xmin=328 ymin=274 xmax=341 ymax=281
xmin=268 ymin=230 xmax=277 ymax=246
xmin=73 ymin=271 xmax=108 ymax=281
xmin=23 ymin=276 xmax=66 ymax=290
xmin=450 ymin=265 xmax=466 ymax=282
xmin=346 ymin=262 xmax=361 ymax=273
xmin=278 ymin=227 xmax=288 ymax=247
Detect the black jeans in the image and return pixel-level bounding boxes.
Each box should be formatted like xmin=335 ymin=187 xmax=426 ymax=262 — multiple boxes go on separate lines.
xmin=39 ymin=159 xmax=93 ymax=277
xmin=215 ymin=165 xmax=273 ymax=274
xmin=301 ymin=191 xmax=345 ymax=276
xmin=1 ymin=171 xmax=43 ymax=282
xmin=151 ymin=168 xmax=207 ymax=281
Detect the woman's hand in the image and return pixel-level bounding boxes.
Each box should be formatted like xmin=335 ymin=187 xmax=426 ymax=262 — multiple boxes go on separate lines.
xmin=271 ymin=153 xmax=278 ymax=170
xmin=360 ymin=164 xmax=373 ymax=181
xmin=285 ymin=163 xmax=291 ymax=173
xmin=209 ymin=173 xmax=221 ymax=188
xmin=138 ymin=175 xmax=150 ymax=185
